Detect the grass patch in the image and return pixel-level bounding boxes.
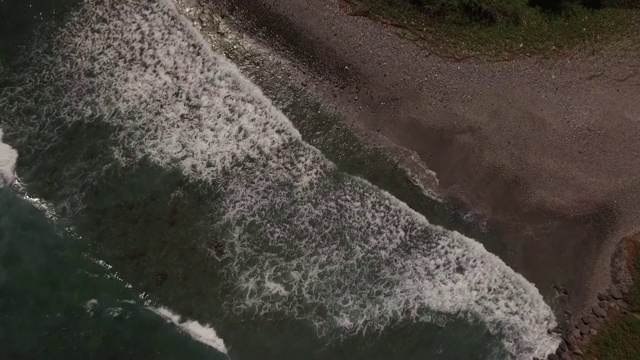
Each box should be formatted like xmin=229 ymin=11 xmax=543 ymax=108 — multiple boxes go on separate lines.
xmin=351 ymin=0 xmax=639 ymax=58
xmin=585 ymin=240 xmax=640 ymax=360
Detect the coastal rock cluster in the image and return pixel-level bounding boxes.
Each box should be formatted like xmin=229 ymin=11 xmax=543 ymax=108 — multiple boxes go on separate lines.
xmin=544 ymin=286 xmax=632 ymax=360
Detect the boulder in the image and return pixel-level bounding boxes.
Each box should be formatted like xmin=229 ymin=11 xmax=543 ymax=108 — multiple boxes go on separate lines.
xmin=548 ymin=354 xmax=559 ymax=360
xmin=550 ymin=324 xmax=563 ymax=334
xmin=578 ymin=322 xmax=590 ymax=335
xmin=617 ymin=299 xmax=629 ymax=309
xmin=571 ymin=328 xmax=582 ymax=340
xmin=581 ymin=315 xmax=594 ymax=325
xmin=598 ymin=300 xmax=609 ymax=309
xmin=593 ymin=305 xmax=607 ymax=318
xmin=597 ymin=292 xmax=608 ymax=301
xmin=559 ymin=340 xmax=568 ymax=352
xmin=589 ymin=328 xmax=597 ymax=336
xmin=573 ymin=348 xmax=584 ymax=356
xmin=610 ymin=287 xmax=623 ymax=299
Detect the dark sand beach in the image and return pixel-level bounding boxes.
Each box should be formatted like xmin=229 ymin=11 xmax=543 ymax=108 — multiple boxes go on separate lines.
xmin=203 ymin=0 xmax=640 ymax=317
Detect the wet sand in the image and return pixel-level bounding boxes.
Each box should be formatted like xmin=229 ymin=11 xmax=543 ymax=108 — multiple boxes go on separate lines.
xmin=200 ymin=0 xmax=640 ymax=318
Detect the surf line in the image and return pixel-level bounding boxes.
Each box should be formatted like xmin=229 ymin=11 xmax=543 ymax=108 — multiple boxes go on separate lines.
xmin=0 ymin=130 xmax=229 ymax=356
xmin=0 ymin=129 xmax=18 ymax=187
xmin=148 ymin=306 xmax=229 ymax=355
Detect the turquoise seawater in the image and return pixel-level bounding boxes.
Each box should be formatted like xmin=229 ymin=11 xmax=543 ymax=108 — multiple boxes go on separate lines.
xmin=0 ymin=1 xmax=559 ymax=359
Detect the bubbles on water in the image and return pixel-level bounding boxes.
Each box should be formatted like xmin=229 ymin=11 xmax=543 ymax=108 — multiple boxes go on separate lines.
xmin=0 ymin=130 xmax=18 ymax=187
xmin=85 ymin=299 xmax=100 ymax=316
xmin=149 ymin=306 xmax=228 ymax=355
xmin=0 ymin=0 xmax=560 ymax=358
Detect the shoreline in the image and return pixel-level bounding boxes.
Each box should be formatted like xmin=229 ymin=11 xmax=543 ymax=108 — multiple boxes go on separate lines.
xmin=179 ymin=0 xmax=639 ymax=357
xmin=209 ymin=0 xmax=640 ymax=313
xmin=176 ymin=0 xmax=518 ymax=263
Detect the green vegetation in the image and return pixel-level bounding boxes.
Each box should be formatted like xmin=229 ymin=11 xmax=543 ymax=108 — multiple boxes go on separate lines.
xmin=586 ymin=243 xmax=640 ymax=360
xmin=351 ymin=0 xmax=639 ymax=58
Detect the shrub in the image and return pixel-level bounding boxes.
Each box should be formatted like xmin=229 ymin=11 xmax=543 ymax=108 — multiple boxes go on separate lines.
xmin=528 ymin=0 xmax=565 ymax=12
xmin=403 ymin=0 xmax=635 ymax=24
xmin=603 ymin=0 xmax=640 ymax=8
xmin=408 ymin=0 xmax=529 ymax=24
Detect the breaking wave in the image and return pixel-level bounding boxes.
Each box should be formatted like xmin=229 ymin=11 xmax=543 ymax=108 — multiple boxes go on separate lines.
xmin=149 ymin=306 xmax=228 ymax=355
xmin=0 ymin=0 xmax=559 ymax=358
xmin=0 ymin=130 xmax=18 ymax=187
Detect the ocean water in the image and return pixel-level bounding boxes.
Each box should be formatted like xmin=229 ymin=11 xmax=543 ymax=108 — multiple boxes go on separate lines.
xmin=0 ymin=1 xmax=559 ymax=359
xmin=0 ymin=186 xmax=227 ymax=359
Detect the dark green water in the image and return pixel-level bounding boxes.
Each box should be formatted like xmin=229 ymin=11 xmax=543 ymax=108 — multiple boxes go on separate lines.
xmin=0 ymin=1 xmax=221 ymax=358
xmin=0 ymin=189 xmax=226 ymax=359
xmin=0 ymin=1 xmax=559 ymax=359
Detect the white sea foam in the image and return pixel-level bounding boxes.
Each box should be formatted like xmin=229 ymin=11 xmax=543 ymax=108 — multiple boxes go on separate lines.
xmin=12 ymin=177 xmax=62 ymax=221
xmin=106 ymin=307 xmax=123 ymax=318
xmin=0 ymin=130 xmax=18 ymax=187
xmin=84 ymin=258 xmax=227 ymax=351
xmin=0 ymin=0 xmax=560 ymax=358
xmin=85 ymin=299 xmax=99 ymax=316
xmin=148 ymin=306 xmax=228 ymax=355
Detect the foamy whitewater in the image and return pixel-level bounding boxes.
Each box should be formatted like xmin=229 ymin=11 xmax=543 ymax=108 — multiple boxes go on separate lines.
xmin=0 ymin=0 xmax=560 ymax=358
xmin=8 ymin=161 xmax=229 ymax=355
xmin=149 ymin=306 xmax=228 ymax=355
xmin=0 ymin=130 xmax=18 ymax=187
